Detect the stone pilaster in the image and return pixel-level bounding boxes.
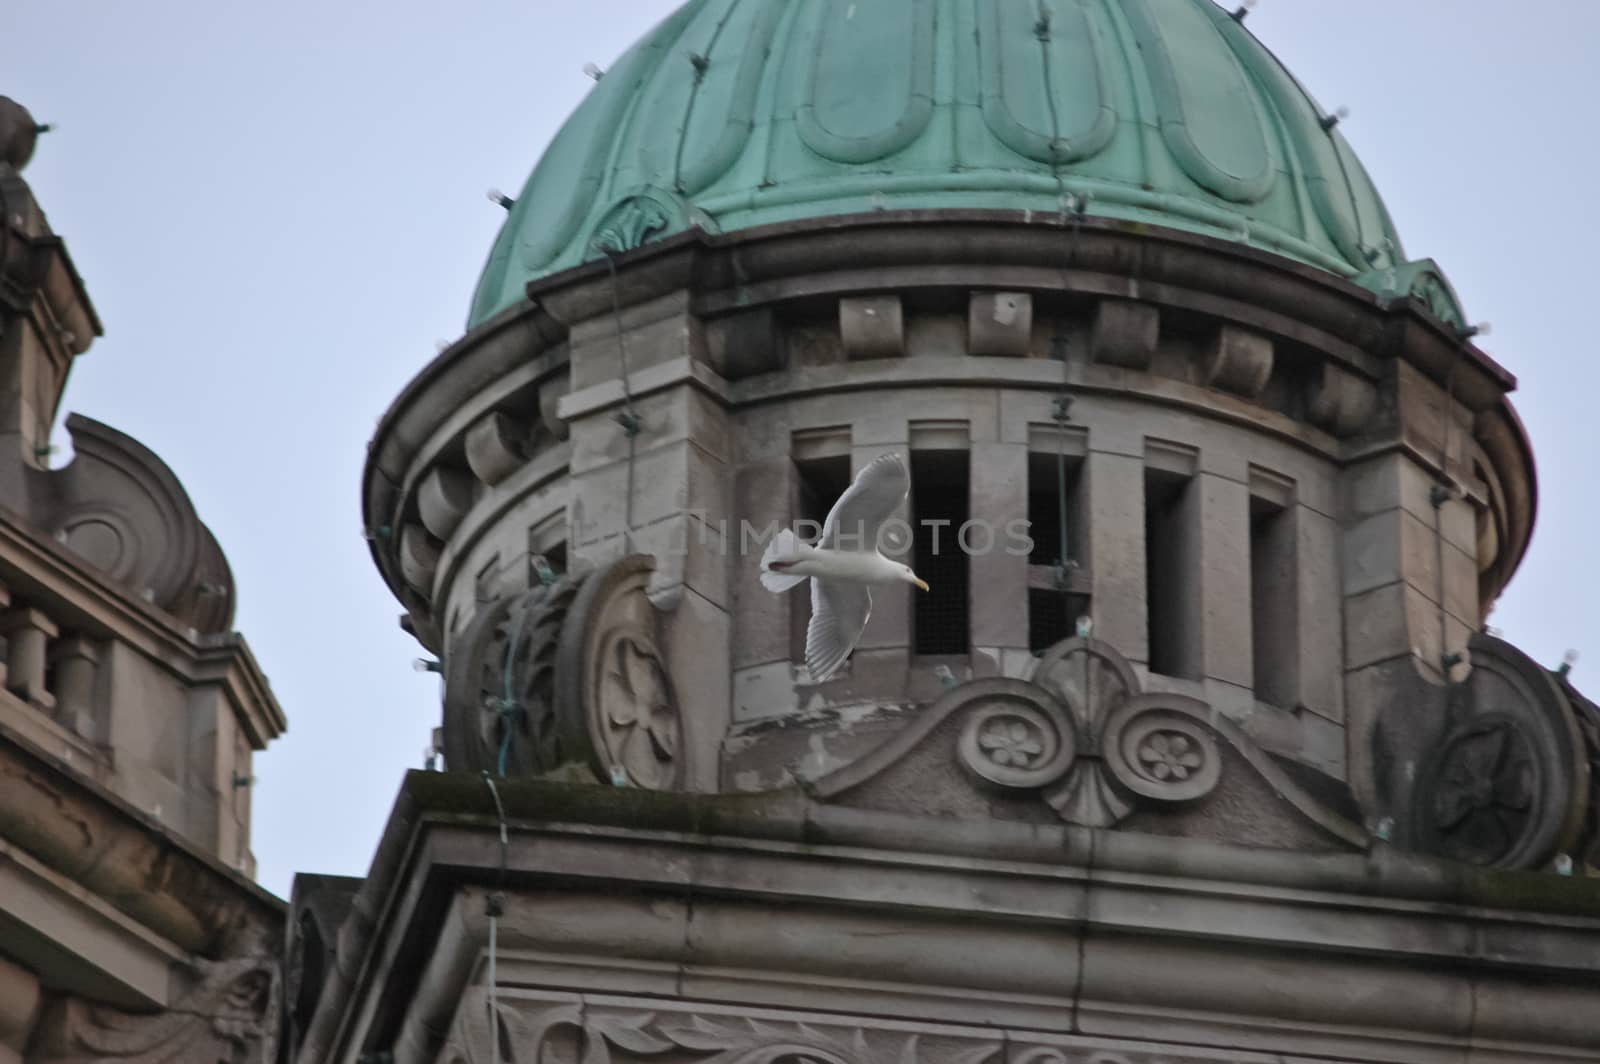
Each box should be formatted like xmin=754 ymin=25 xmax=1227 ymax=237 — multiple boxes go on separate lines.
xmin=968 ymin=443 xmax=1028 ymax=656
xmin=1084 ymin=449 xmax=1147 ymax=664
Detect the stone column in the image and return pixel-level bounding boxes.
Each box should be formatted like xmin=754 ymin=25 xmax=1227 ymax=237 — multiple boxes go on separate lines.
xmin=1195 ymin=469 xmax=1252 ymax=691
xmin=1085 ymin=450 xmax=1148 ymax=665
xmin=0 ymin=607 xmax=57 ymax=710
xmin=48 ymin=636 xmax=100 ymax=740
xmin=969 ymin=442 xmax=1029 ymax=667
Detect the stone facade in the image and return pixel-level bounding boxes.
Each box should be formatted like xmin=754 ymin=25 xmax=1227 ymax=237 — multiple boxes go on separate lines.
xmin=0 ymin=97 xmax=286 ymax=1064
xmin=323 ymin=4 xmax=1600 ymax=1054
xmin=327 ymin=207 xmax=1600 ymax=1061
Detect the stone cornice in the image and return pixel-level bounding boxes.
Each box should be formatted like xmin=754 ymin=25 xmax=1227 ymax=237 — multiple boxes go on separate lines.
xmin=361 ymin=211 xmax=1537 ymax=632
xmin=307 ymin=774 xmax=1600 ymax=1064
xmin=0 ymin=719 xmax=284 ymax=959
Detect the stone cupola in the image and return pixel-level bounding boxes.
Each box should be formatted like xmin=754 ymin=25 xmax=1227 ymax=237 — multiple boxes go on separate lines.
xmin=327 ymin=5 xmax=1600 ymax=1063
xmin=361 ymin=0 xmax=1571 ymax=869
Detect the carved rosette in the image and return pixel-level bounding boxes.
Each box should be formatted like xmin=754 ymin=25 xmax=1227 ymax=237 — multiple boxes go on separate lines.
xmin=442 ymin=575 xmax=585 ymax=777
xmin=556 ymin=554 xmax=684 ymax=790
xmin=1412 ymin=634 xmax=1589 ymax=870
xmin=956 ymin=690 xmax=1076 ymax=789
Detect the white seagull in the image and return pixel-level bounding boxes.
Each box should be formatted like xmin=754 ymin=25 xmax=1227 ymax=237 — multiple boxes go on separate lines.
xmin=759 ymin=453 xmax=930 ymax=681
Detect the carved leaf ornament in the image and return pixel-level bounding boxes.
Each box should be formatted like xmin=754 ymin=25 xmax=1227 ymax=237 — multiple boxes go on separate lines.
xmin=450 ymin=995 xmax=1009 ymax=1064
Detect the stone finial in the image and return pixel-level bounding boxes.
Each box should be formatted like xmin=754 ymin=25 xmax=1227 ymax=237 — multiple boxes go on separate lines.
xmin=0 ymin=97 xmax=41 ymax=171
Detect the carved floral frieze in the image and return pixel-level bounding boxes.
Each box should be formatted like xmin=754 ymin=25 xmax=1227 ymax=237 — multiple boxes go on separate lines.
xmin=442 ymin=991 xmax=1283 ymax=1064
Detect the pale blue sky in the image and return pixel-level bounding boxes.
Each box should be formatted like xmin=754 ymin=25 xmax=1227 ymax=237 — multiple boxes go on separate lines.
xmin=9 ymin=1 xmax=1599 ymax=899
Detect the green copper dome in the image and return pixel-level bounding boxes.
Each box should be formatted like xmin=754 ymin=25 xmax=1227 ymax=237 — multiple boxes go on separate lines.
xmin=469 ymin=0 xmax=1445 ymax=327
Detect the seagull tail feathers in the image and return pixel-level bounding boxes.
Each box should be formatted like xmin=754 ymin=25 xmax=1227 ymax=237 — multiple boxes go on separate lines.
xmin=759 ymin=528 xmax=809 ymax=592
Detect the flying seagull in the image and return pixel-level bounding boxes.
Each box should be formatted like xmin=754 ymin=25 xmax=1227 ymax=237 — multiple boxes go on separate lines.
xmin=760 ymin=453 xmax=930 ymax=681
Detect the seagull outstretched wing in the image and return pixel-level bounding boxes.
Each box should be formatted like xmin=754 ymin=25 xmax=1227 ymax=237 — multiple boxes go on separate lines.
xmin=821 ymin=453 xmax=909 ymax=553
xmin=807 ymin=578 xmax=872 ymax=682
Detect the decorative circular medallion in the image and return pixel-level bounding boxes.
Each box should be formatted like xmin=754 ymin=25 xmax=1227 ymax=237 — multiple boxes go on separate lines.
xmin=957 ymin=697 xmax=1076 ymax=789
xmin=442 ymin=577 xmax=583 ymax=776
xmin=1100 ymin=702 xmax=1221 ymax=804
xmin=556 ymin=554 xmax=684 ymax=790
xmin=593 ymin=629 xmax=678 ymax=789
xmin=1425 ymin=714 xmax=1539 ymax=866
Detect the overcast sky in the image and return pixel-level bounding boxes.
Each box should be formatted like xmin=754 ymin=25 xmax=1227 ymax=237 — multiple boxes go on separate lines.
xmin=9 ymin=1 xmax=1599 ymax=900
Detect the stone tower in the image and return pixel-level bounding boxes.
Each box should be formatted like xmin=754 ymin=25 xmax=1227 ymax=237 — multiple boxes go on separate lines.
xmin=300 ymin=3 xmax=1600 ymax=1061
xmin=0 ymin=97 xmax=285 ymax=1064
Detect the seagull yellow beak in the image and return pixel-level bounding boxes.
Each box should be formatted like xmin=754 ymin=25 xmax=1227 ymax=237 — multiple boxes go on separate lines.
xmin=914 ymin=578 xmax=930 ymax=592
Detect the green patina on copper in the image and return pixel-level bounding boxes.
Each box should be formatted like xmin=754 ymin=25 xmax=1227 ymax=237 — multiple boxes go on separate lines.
xmin=469 ymin=0 xmax=1458 ymax=327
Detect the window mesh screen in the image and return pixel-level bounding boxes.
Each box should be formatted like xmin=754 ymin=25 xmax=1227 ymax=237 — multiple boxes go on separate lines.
xmin=913 ymin=450 xmax=969 ymax=656
xmin=1029 ymin=588 xmax=1074 ymax=651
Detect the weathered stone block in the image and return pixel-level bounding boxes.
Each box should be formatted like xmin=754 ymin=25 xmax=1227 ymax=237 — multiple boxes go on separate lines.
xmin=967 ymin=291 xmax=1033 ymax=357
xmin=1307 ymin=361 xmax=1377 ymax=437
xmin=399 ymin=524 xmax=441 ymax=595
xmin=839 ymin=296 xmax=904 ymax=359
xmin=704 ymin=308 xmax=781 ymax=380
xmin=539 ymin=375 xmax=571 ymax=441
xmin=1200 ymin=324 xmax=1273 ymax=398
xmin=417 ymin=466 xmax=476 ymax=541
xmin=1089 ymin=299 xmax=1159 ymax=369
xmin=464 ymin=410 xmax=529 ymax=486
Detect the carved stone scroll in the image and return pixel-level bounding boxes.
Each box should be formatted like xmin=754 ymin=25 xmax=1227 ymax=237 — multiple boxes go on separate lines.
xmin=811 ymin=637 xmax=1367 ymax=847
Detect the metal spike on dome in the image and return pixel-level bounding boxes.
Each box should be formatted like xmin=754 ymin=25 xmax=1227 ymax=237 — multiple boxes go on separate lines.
xmin=583 ymin=62 xmax=604 ymax=81
xmin=487 ymin=188 xmax=515 ymax=211
xmin=1319 ymin=106 xmax=1351 ymax=132
xmin=1231 ymin=0 xmax=1257 ymax=21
